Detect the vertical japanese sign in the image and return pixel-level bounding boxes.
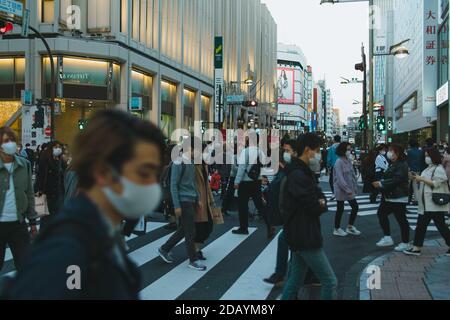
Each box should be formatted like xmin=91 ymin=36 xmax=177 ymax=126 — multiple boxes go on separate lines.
xmin=423 ymin=0 xmax=439 ymax=118
xmin=214 ymin=37 xmax=224 ymax=124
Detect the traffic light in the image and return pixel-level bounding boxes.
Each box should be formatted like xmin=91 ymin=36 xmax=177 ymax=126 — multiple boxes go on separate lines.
xmin=358 ymin=115 xmax=367 ymax=131
xmin=376 ymin=116 xmax=386 ymax=132
xmin=201 ymin=122 xmax=206 ymax=134
xmin=355 ymin=62 xmax=365 ymax=72
xmin=78 ymin=119 xmax=87 ymax=131
xmin=242 ymin=100 xmax=258 ymax=107
xmin=0 ymin=21 xmax=14 ymax=35
xmin=32 ymin=106 xmax=45 ymax=129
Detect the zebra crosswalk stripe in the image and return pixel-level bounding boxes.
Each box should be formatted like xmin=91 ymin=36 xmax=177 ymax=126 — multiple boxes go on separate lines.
xmin=139 ymin=228 xmax=257 ymax=300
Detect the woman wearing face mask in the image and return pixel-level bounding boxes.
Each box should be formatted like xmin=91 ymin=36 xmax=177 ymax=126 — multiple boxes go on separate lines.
xmin=35 ymin=141 xmax=67 ymax=230
xmin=281 ymin=133 xmax=337 ymax=300
xmin=372 ymin=144 xmax=411 ymax=251
xmin=9 ymin=110 xmax=165 ymax=299
xmin=0 ymin=127 xmax=37 ymax=273
xmin=404 ymin=148 xmax=450 ymax=256
xmin=332 ymin=142 xmax=361 ymax=237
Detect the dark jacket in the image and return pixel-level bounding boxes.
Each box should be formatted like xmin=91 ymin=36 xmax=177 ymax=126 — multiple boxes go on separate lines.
xmin=9 ymin=194 xmax=141 ymax=300
xmin=36 ymin=155 xmax=66 ymax=199
xmin=407 ymin=148 xmax=425 ymax=173
xmin=282 ymin=158 xmax=327 ymax=252
xmin=380 ymin=160 xmax=409 ymax=199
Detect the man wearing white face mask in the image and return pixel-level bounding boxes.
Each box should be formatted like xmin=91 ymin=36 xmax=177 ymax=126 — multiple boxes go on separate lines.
xmin=8 ymin=110 xmax=165 ymax=299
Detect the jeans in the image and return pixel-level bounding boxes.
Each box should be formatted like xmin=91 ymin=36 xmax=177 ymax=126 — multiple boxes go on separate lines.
xmin=221 ymin=177 xmax=236 ymax=213
xmin=237 ymin=181 xmax=271 ymax=232
xmin=0 ymin=221 xmax=31 ymax=272
xmin=281 ymin=248 xmax=337 ymax=300
xmin=413 ymin=212 xmax=450 ymax=247
xmin=274 ymin=230 xmax=289 ymax=278
xmin=162 ymin=202 xmax=197 ymax=262
xmin=335 ymin=199 xmax=359 ymax=229
xmin=377 ymin=200 xmax=410 ymax=243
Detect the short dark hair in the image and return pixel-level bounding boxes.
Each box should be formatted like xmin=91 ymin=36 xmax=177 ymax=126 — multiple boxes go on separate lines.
xmin=25 ymin=143 xmax=30 ymax=147
xmin=284 ymin=139 xmax=297 ymax=150
xmin=409 ymin=139 xmax=419 ymax=148
xmin=376 ymin=144 xmax=387 ymax=152
xmin=0 ymin=127 xmax=17 ymax=144
xmin=334 ymin=135 xmax=341 ymax=143
xmin=296 ymin=133 xmax=322 ymax=156
xmin=389 ymin=144 xmax=406 ymax=161
xmin=72 ymin=109 xmax=166 ymax=189
xmin=425 ymin=147 xmax=442 ymax=165
xmin=336 ymin=142 xmax=351 ymax=157
xmin=425 ymin=138 xmax=434 ymax=147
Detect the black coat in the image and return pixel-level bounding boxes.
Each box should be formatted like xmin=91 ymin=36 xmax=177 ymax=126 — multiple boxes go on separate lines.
xmin=282 ymin=158 xmax=327 ymax=252
xmin=9 ymin=195 xmax=141 ymax=300
xmin=36 ymin=155 xmax=66 ymax=198
xmin=380 ymin=160 xmax=409 ymax=199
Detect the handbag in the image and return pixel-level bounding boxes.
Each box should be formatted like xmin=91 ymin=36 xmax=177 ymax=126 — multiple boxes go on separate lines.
xmin=212 ymin=207 xmax=224 ymax=225
xmin=430 ymin=166 xmax=450 ymax=206
xmin=35 ymin=194 xmax=50 ymax=217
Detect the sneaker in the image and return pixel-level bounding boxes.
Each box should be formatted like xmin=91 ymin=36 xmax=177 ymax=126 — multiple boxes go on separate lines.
xmin=188 ymin=261 xmax=207 ymax=271
xmin=197 ymin=251 xmax=206 ymax=261
xmin=263 ymin=273 xmax=284 ymax=286
xmin=158 ymin=247 xmax=174 ymax=264
xmin=376 ymin=236 xmax=394 ymax=247
xmin=346 ymin=226 xmax=362 ymax=236
xmin=403 ymin=248 xmax=422 ymax=256
xmin=333 ymin=228 xmax=348 ymax=237
xmin=395 ymin=243 xmax=412 ymax=252
xmin=232 ymin=229 xmax=249 ymax=235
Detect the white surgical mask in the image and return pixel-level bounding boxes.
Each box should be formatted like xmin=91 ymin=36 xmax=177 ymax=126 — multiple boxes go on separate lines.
xmin=53 ymin=148 xmax=63 ymax=157
xmin=425 ymin=157 xmax=433 ymax=166
xmin=380 ymin=151 xmax=387 ymax=156
xmin=346 ymin=151 xmax=352 ymax=159
xmin=283 ymin=152 xmax=292 ymax=164
xmin=315 ymin=153 xmax=322 ymax=162
xmin=103 ymin=177 xmax=162 ymax=220
xmin=1 ymin=142 xmax=18 ymax=156
xmin=387 ymin=151 xmax=394 ymax=160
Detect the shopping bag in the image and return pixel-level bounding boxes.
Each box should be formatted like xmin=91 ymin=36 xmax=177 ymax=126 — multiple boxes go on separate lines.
xmin=35 ymin=195 xmax=50 ymax=217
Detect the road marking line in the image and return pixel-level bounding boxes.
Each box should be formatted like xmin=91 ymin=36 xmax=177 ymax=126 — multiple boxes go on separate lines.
xmin=220 ymin=231 xmax=281 ymax=300
xmin=139 ymin=228 xmax=257 ymax=300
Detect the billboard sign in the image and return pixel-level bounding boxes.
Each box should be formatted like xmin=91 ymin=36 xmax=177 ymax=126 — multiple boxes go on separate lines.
xmin=277 ymin=67 xmax=295 ymax=104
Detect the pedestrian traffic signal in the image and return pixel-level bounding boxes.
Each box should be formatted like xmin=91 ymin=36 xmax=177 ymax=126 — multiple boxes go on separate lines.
xmin=0 ymin=21 xmax=14 ymax=35
xmin=376 ymin=116 xmax=386 ymax=132
xmin=243 ymin=100 xmax=258 ymax=107
xmin=358 ymin=116 xmax=367 ymax=131
xmin=78 ymin=119 xmax=87 ymax=130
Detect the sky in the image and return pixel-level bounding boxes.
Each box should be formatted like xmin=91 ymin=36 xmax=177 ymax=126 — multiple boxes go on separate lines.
xmin=263 ymin=0 xmax=369 ymax=124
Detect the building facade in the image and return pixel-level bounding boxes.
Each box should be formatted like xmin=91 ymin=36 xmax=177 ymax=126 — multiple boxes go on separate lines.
xmin=276 ymin=43 xmax=309 ymax=137
xmin=0 ymin=0 xmax=277 ymax=146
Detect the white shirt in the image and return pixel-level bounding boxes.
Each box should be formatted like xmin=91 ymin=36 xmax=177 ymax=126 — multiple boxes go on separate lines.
xmin=1 ymin=163 xmax=19 ymax=222
xmin=375 ymin=154 xmax=389 ymax=173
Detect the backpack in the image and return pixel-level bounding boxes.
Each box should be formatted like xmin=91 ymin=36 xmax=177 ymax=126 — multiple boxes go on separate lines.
xmin=267 ymin=171 xmax=287 ymax=226
xmin=245 ymin=150 xmax=262 ymax=181
xmin=161 ymin=162 xmax=186 ymax=216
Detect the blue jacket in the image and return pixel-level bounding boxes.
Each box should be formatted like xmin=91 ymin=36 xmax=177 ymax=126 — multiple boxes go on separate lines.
xmin=9 ymin=195 xmax=141 ymax=300
xmin=327 ymin=144 xmax=339 ymax=168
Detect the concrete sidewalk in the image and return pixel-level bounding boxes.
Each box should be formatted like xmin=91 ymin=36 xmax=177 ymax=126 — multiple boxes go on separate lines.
xmin=360 ymin=239 xmax=450 ymax=300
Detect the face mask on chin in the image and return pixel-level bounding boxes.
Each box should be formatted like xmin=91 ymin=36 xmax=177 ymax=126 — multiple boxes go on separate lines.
xmin=102 ymin=173 xmax=162 ymax=220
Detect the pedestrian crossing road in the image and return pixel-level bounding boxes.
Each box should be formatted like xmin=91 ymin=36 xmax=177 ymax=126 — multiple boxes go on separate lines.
xmin=323 ymin=191 xmax=438 ymax=232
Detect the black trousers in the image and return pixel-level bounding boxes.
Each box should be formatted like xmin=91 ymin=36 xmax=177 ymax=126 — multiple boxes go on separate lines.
xmin=377 ymin=200 xmax=410 ymax=243
xmin=335 ymin=199 xmax=359 ymax=229
xmin=221 ymin=176 xmax=236 ymax=213
xmin=237 ymin=181 xmax=271 ymax=232
xmin=0 ymin=221 xmax=31 ymax=272
xmin=329 ymin=167 xmax=334 ymax=193
xmin=413 ymin=212 xmax=450 ymax=247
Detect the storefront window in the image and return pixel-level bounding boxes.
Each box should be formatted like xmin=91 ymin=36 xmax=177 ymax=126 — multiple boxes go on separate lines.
xmin=120 ymin=0 xmax=127 ymax=33
xmin=42 ymin=0 xmax=54 ymax=23
xmin=184 ymin=89 xmax=195 ymax=133
xmin=201 ymin=95 xmax=211 ymax=123
xmin=161 ymin=80 xmax=177 ymax=139
xmin=131 ymin=69 xmax=152 ymax=119
xmin=0 ymin=58 xmax=25 ymax=100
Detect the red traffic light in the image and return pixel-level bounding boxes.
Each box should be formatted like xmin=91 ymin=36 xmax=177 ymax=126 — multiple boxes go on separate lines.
xmin=243 ymin=100 xmax=258 ymax=107
xmin=0 ymin=21 xmax=13 ymax=34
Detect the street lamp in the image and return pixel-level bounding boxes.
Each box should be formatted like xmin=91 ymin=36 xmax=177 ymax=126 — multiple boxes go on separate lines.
xmin=374 ymin=39 xmax=411 ymax=59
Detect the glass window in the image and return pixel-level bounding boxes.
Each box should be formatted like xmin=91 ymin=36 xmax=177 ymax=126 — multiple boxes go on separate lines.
xmin=88 ymin=0 xmax=111 ymax=32
xmin=0 ymin=58 xmax=25 ymax=100
xmin=132 ymin=0 xmax=139 ymax=40
xmin=42 ymin=0 xmax=54 ymax=23
xmin=131 ymin=69 xmax=153 ymax=118
xmin=201 ymin=95 xmax=211 ymax=123
xmin=161 ymin=80 xmax=177 ymax=139
xmin=183 ymin=89 xmax=195 ymax=133
xmin=120 ymin=0 xmax=127 ymax=33
xmin=60 ymin=0 xmax=72 ymax=26
xmin=438 ymin=17 xmax=449 ymax=87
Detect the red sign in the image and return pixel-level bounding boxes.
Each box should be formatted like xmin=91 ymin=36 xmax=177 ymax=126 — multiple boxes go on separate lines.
xmin=45 ymin=127 xmax=52 ymax=137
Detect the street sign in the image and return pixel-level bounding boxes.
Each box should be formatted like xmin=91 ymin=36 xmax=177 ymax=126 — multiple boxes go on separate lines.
xmin=21 ymin=89 xmax=32 ymax=105
xmin=45 ymin=127 xmax=52 ymax=137
xmin=130 ymin=97 xmax=143 ymax=111
xmin=214 ymin=37 xmax=223 ymax=69
xmin=21 ymin=8 xmax=29 ymax=37
xmin=226 ymin=95 xmax=244 ymax=104
xmin=0 ymin=0 xmax=23 ymax=17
